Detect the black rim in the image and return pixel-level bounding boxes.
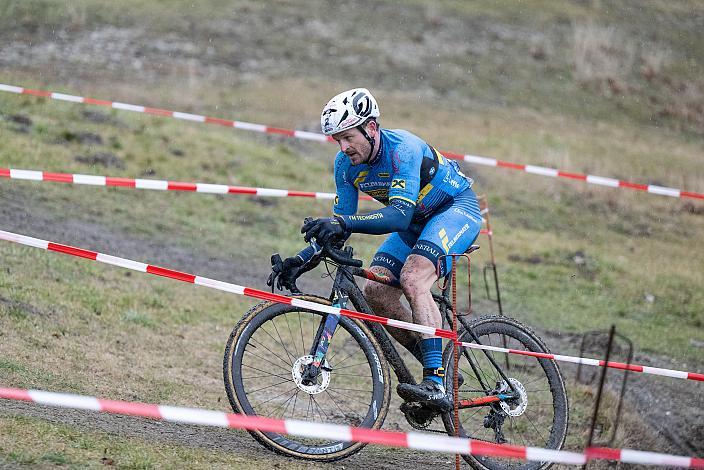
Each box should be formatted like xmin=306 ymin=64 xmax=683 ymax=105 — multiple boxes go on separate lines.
xmin=447 ymin=319 xmax=568 ymax=470
xmin=231 ymin=307 xmax=386 ymax=455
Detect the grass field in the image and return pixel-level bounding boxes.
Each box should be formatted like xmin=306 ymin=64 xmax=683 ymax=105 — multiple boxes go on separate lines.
xmin=1 ymin=0 xmax=703 ymax=468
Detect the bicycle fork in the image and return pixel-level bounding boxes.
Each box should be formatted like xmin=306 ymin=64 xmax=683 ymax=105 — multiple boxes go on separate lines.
xmin=300 ymin=294 xmax=346 ymax=386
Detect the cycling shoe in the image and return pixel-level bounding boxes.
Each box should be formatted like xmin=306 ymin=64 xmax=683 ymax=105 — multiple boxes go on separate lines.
xmin=397 ymin=379 xmax=452 ymax=412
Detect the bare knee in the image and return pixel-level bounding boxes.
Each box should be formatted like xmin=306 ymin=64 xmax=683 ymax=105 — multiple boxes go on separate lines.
xmin=399 ymin=271 xmax=425 ymax=299
xmin=399 ymin=255 xmax=437 ymax=299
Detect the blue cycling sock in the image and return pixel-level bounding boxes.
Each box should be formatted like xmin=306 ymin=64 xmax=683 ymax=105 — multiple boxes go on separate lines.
xmin=420 ymin=338 xmax=443 ymax=385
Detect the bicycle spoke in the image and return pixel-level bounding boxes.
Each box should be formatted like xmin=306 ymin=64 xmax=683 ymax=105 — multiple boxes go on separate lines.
xmin=324 ymin=389 xmax=364 ymax=424
xmin=283 ymin=312 xmax=299 ymax=357
xmin=241 ymin=372 xmax=291 ymax=381
xmin=526 ymin=413 xmax=548 ymax=444
xmin=253 ymin=385 xmax=300 ymax=408
xmin=521 ymin=374 xmax=549 ymax=387
xmin=326 ymin=387 xmax=373 ymax=407
xmin=310 ymin=394 xmax=332 ymax=421
xmin=291 ymin=389 xmax=300 ymax=418
xmin=459 ymin=407 xmax=485 ymax=425
xmin=247 ymin=378 xmax=293 ymax=394
xmin=270 ymin=316 xmax=296 ymax=364
xmin=247 ymin=335 xmax=293 ymax=370
xmin=508 ymin=416 xmax=528 ymax=447
xmin=329 ymin=349 xmax=358 ymax=369
xmin=271 ymin=390 xmax=298 ymax=419
xmin=328 ymin=387 xmax=371 ymax=393
xmin=243 ymin=347 xmax=291 ymax=374
xmin=334 ymin=361 xmax=373 ymax=371
xmin=241 ymin=363 xmax=291 ymax=381
xmin=297 ymin=312 xmax=306 ymax=357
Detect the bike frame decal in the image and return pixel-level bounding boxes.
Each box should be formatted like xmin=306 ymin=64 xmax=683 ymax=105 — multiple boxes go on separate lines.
xmin=312 ymin=314 xmax=340 ymax=368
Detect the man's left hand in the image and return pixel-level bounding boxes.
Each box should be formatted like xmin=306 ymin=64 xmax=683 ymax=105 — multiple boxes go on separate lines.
xmin=301 ymin=216 xmax=348 ymax=245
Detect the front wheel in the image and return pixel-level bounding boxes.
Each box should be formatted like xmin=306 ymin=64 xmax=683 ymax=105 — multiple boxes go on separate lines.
xmin=223 ymin=295 xmax=391 ymax=462
xmin=442 ymin=316 xmax=569 ymax=470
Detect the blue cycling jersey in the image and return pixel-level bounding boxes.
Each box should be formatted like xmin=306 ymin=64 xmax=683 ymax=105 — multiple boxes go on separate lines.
xmin=333 ymin=129 xmax=473 ymax=227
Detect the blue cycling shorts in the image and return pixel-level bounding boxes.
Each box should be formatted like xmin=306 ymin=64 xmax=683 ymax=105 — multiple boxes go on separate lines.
xmin=370 ymin=188 xmax=482 ymax=279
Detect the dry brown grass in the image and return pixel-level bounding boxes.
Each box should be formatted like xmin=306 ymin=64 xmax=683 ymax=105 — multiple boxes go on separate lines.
xmin=572 ymin=22 xmax=636 ymax=93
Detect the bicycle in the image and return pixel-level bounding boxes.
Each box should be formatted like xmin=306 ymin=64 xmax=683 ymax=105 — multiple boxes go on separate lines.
xmin=223 ymin=241 xmax=569 ymax=469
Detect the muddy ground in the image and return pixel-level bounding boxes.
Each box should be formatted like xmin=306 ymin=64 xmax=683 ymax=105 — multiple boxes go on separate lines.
xmin=1 ymin=184 xmax=702 ymax=469
xmin=1 ymin=10 xmax=702 ymax=468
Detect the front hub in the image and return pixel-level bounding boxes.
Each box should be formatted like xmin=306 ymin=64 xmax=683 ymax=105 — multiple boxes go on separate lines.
xmin=292 ymin=355 xmax=331 ymax=395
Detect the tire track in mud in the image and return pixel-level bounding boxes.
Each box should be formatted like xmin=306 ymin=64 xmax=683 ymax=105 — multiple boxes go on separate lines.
xmin=0 ymin=401 xmax=446 ymax=469
xmin=0 ymin=186 xmax=447 ymax=467
xmin=2 ymin=185 xmax=702 ymax=466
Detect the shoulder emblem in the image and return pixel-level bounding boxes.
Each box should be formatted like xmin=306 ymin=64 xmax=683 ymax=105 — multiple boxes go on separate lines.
xmin=391 ymin=178 xmax=406 ymax=189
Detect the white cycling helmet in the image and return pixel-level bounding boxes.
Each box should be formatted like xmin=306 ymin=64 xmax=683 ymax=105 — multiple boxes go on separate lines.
xmin=320 ymin=88 xmax=380 ymax=136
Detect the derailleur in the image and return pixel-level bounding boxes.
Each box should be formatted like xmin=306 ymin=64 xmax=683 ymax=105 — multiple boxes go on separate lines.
xmin=401 ymin=402 xmax=440 ymax=430
xmin=483 ymin=407 xmax=507 ymax=444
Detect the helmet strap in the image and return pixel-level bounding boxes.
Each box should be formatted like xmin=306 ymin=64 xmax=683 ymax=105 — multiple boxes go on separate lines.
xmin=357 ymin=120 xmax=377 ymax=163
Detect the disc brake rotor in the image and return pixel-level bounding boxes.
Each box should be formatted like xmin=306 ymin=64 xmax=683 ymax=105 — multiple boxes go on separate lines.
xmin=292 ymin=355 xmax=331 ymax=395
xmin=499 ymin=377 xmax=528 ymax=417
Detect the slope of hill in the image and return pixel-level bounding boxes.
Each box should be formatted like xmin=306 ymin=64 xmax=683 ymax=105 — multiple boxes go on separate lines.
xmin=1 ymin=0 xmax=702 ymax=467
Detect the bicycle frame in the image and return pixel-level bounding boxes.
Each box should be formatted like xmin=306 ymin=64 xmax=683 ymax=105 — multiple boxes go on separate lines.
xmin=305 ymin=256 xmax=518 ymax=407
xmin=307 ymin=264 xmax=417 ymax=386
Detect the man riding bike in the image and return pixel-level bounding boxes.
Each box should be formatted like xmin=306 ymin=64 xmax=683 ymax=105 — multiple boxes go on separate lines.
xmin=274 ymin=88 xmax=482 ymax=411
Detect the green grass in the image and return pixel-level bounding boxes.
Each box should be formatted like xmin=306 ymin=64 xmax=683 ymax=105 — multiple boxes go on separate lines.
xmin=0 ymin=0 xmax=703 ymax=466
xmin=0 ymin=414 xmax=325 ymax=470
xmin=2 ymin=0 xmax=703 ymax=135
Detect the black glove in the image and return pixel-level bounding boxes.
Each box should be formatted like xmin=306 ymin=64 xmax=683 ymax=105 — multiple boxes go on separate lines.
xmin=267 ymin=254 xmax=302 ymax=293
xmin=301 ymin=216 xmax=349 ymax=246
xmin=266 ymin=252 xmax=320 ymax=293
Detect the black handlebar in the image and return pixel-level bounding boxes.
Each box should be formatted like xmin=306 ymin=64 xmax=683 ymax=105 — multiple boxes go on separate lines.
xmin=324 ymin=240 xmax=363 ymax=268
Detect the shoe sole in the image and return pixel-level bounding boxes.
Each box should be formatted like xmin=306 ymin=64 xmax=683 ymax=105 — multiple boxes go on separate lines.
xmin=397 ymin=388 xmax=451 ymax=412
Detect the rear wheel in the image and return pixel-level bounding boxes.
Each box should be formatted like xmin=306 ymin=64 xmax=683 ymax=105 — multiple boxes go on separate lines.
xmin=442 ymin=316 xmax=569 ymax=470
xmin=223 ymin=295 xmax=391 ymax=461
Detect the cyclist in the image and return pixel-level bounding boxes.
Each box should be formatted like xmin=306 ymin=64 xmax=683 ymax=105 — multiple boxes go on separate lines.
xmin=287 ymin=88 xmax=481 ymax=410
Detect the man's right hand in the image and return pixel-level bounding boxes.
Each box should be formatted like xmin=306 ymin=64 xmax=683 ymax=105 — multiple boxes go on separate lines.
xmin=301 ymin=216 xmax=349 ymax=246
xmin=267 ymin=254 xmax=305 ymax=293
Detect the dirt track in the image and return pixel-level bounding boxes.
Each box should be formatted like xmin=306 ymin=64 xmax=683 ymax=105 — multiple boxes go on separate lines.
xmin=0 ymin=401 xmax=450 ymax=470
xmin=1 ymin=184 xmax=702 ymax=469
xmin=1 ymin=14 xmax=702 ymax=467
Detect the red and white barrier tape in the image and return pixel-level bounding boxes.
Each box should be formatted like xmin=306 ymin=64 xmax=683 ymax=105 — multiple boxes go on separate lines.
xmin=459 ymin=341 xmax=704 ymax=382
xmin=0 ymin=167 xmax=490 ymax=235
xmin=2 ymin=82 xmax=702 ymax=201
xmin=0 ymin=387 xmax=701 ymax=468
xmin=0 ymin=166 xmax=373 ymax=201
xmin=0 ymin=229 xmax=453 ymax=340
xmin=0 ymin=229 xmax=699 ymax=382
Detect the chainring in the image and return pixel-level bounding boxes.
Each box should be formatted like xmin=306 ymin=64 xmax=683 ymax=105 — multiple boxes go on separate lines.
xmin=400 ymin=402 xmax=440 ymax=430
